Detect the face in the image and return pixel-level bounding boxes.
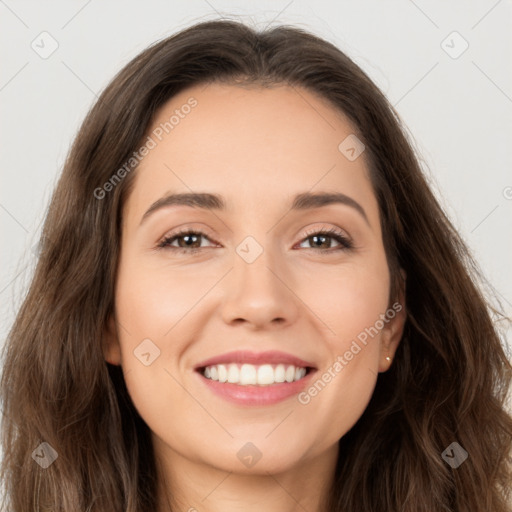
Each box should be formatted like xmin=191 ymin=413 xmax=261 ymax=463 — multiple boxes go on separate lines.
xmin=104 ymin=82 xmax=405 ymax=476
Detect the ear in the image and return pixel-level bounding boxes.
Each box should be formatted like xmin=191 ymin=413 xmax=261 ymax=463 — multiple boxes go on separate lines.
xmin=102 ymin=314 xmax=122 ymax=366
xmin=378 ymin=269 xmax=407 ymax=373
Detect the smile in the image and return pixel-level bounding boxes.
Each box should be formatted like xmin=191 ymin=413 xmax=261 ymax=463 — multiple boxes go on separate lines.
xmin=201 ymin=363 xmax=310 ymax=386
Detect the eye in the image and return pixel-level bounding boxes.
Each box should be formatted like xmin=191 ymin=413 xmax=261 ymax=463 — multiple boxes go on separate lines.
xmin=157 ymin=229 xmax=217 ymax=253
xmin=157 ymin=226 xmax=353 ymax=254
xmin=296 ymin=227 xmax=353 ymax=253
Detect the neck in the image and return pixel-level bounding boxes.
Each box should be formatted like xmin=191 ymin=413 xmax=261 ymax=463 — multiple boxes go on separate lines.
xmin=155 ymin=441 xmax=339 ymax=512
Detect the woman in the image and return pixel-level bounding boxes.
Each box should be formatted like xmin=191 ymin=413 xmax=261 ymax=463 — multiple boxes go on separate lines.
xmin=1 ymin=19 xmax=511 ymax=512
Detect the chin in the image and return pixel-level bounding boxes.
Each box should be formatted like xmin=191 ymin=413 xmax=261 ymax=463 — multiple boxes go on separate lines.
xmin=198 ymin=440 xmax=311 ymax=476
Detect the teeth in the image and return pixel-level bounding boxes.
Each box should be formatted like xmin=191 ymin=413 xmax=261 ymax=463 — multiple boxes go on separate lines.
xmin=227 ymin=364 xmax=239 ymax=383
xmin=257 ymin=364 xmax=274 ymax=385
xmin=201 ymin=363 xmax=307 ymax=386
xmin=275 ymin=364 xmax=286 ymax=383
xmin=218 ymin=364 xmax=228 ymax=383
xmin=285 ymin=365 xmax=295 ymax=383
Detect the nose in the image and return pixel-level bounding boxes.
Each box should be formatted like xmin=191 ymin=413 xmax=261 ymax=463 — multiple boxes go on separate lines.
xmin=220 ymin=247 xmax=300 ymax=330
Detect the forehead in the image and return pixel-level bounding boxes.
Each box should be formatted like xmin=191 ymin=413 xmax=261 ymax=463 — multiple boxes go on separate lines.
xmin=125 ymin=82 xmax=379 ymax=224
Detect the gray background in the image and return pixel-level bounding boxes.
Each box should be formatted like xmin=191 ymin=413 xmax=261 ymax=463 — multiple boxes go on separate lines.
xmin=1 ymin=1 xmax=511 ymax=376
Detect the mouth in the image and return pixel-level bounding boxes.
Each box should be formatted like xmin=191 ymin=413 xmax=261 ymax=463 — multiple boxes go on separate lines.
xmin=197 ymin=363 xmax=315 ymax=386
xmin=193 ymin=350 xmax=317 ymax=405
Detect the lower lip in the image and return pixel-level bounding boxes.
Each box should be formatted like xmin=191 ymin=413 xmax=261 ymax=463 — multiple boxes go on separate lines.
xmin=195 ymin=369 xmax=317 ymax=406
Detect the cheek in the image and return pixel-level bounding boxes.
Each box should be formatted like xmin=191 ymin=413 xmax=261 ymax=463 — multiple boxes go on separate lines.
xmin=294 ymin=257 xmax=389 ymax=428
xmin=112 ymin=260 xmax=201 ymax=442
xmin=113 ymin=243 xmax=391 ymax=459
xmin=115 ymin=256 xmax=216 ymax=346
xmin=112 ymin=254 xmax=225 ymax=405
xmin=301 ymin=256 xmax=390 ymax=347
xmin=116 ymin=247 xmax=390 ymax=383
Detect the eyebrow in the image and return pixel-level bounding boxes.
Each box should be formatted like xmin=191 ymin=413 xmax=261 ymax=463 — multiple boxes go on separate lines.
xmin=140 ymin=191 xmax=370 ymax=227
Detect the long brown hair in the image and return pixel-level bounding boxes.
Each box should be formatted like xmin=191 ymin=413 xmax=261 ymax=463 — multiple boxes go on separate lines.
xmin=1 ymin=19 xmax=511 ymax=511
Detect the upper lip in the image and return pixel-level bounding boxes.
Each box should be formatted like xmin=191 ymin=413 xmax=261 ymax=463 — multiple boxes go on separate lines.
xmin=194 ymin=350 xmax=317 ymax=370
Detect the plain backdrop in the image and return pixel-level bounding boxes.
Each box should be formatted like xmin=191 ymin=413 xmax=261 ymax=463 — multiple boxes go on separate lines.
xmin=1 ymin=1 xmax=511 ymax=391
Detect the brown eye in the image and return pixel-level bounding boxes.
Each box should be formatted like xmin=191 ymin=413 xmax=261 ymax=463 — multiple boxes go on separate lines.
xmin=156 ymin=227 xmax=353 ymax=254
xmin=157 ymin=230 xmax=215 ymax=253
xmin=297 ymin=228 xmax=353 ymax=252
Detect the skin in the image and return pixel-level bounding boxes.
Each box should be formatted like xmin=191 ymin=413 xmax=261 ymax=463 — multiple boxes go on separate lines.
xmin=103 ymin=82 xmax=406 ymax=512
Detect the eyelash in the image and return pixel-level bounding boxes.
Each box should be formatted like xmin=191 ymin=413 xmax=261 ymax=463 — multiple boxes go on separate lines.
xmin=156 ymin=227 xmax=353 ymax=254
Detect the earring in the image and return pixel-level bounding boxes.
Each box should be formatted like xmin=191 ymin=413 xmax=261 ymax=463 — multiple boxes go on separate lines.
xmin=385 ymin=356 xmax=392 ymax=362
